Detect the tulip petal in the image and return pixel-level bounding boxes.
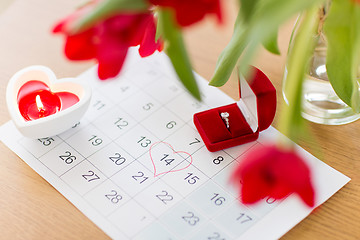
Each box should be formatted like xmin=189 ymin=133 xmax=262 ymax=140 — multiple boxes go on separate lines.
xmin=139 ymin=17 xmax=161 ymax=57
xmin=149 ymin=0 xmax=222 ymax=27
xmin=96 ymin=38 xmax=129 ymax=79
xmin=296 ymin=181 xmax=315 ymax=207
xmin=231 ymin=145 xmax=315 ymax=208
xmin=53 ymin=4 xmax=162 ymax=80
xmin=64 ymin=30 xmax=97 ymax=60
xmin=97 ymin=49 xmax=128 ymax=80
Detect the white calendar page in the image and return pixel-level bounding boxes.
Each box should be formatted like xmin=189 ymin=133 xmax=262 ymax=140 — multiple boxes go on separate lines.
xmin=0 ymin=49 xmax=350 ymax=240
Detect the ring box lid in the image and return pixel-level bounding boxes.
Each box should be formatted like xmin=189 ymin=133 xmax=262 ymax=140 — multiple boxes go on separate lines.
xmin=238 ymin=66 xmax=276 ymax=133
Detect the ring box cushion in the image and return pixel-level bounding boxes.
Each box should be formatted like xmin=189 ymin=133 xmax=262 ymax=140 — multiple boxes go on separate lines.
xmin=193 ymin=67 xmax=276 ymax=152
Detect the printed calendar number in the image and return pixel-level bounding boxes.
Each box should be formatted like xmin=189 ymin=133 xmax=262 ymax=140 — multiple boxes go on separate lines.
xmin=182 ymin=211 xmax=200 ymax=226
xmin=59 ymin=151 xmax=76 ymax=164
xmin=266 ymin=197 xmax=276 ymax=204
xmin=211 ymin=193 xmax=226 ymax=206
xmin=109 ymin=153 xmax=126 ymax=166
xmin=166 ymin=121 xmax=177 ymax=129
xmin=192 ymin=102 xmax=203 ymax=109
xmin=142 ymin=102 xmax=154 ymax=111
xmin=88 ymin=135 xmax=103 ymax=146
xmin=189 ymin=138 xmax=201 ymax=145
xmin=93 ymin=100 xmax=106 ymax=110
xmin=213 ymin=156 xmax=224 ymax=165
xmin=208 ymin=232 xmax=226 ymax=240
xmin=114 ymin=117 xmax=129 ymax=130
xmin=120 ymin=85 xmax=129 ymax=92
xmin=236 ymin=213 xmax=253 ymax=224
xmin=137 ymin=136 xmax=152 ymax=148
xmin=132 ymin=171 xmax=149 ymax=184
xmin=156 ymin=190 xmax=174 ymax=204
xmin=184 ymin=173 xmax=200 ymax=185
xmin=160 ymin=154 xmax=175 ymax=166
xmin=82 ymin=170 xmax=101 ymax=182
xmin=105 ymin=190 xmax=123 ymax=204
xmin=38 ymin=137 xmax=55 ymax=146
xmin=169 ymin=85 xmax=179 ymax=92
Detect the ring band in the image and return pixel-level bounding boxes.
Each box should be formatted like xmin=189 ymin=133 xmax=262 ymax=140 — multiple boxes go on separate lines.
xmin=220 ymin=112 xmax=230 ymax=129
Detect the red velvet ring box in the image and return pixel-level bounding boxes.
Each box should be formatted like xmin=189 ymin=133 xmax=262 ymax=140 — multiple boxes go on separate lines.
xmin=193 ymin=67 xmax=276 ymax=152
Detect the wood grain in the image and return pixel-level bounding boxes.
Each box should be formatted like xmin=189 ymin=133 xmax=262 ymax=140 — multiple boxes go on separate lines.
xmin=0 ymin=0 xmax=358 ymax=239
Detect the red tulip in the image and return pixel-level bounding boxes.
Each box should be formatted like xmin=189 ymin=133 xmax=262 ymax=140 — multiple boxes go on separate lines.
xmin=149 ymin=0 xmax=222 ymax=27
xmin=53 ymin=4 xmax=162 ymax=80
xmin=231 ymin=144 xmax=315 ymax=207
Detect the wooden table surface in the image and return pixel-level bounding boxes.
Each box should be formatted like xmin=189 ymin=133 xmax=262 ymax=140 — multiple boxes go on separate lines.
xmin=0 ymin=0 xmax=359 ymax=239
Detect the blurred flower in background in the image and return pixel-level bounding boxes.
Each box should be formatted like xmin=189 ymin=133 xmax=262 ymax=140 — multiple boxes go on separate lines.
xmin=53 ymin=1 xmax=162 ymax=79
xmin=149 ymin=0 xmax=222 ymax=27
xmin=231 ymin=145 xmax=315 ymax=207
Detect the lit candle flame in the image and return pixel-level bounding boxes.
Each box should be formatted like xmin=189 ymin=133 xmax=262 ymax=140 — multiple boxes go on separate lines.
xmin=35 ymin=95 xmax=44 ymax=111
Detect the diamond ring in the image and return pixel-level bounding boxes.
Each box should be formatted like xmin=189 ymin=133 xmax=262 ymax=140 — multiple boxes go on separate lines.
xmin=220 ymin=112 xmax=230 ymax=129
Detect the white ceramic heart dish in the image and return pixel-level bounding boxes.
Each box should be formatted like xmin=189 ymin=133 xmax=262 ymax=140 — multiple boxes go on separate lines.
xmin=6 ymin=65 xmax=92 ymax=139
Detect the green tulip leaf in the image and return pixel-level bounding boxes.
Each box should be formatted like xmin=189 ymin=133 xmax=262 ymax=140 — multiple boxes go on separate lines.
xmin=210 ymin=0 xmax=325 ymax=87
xmin=158 ymin=10 xmax=201 ymax=100
xmin=209 ymin=13 xmax=248 ymax=87
xmin=261 ymin=28 xmax=280 ymax=55
xmin=280 ymin=7 xmax=319 ymax=140
xmin=324 ymin=0 xmax=360 ymax=112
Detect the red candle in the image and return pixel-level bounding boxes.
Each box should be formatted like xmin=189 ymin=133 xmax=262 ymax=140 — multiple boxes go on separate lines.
xmin=18 ymin=89 xmax=61 ymax=121
xmin=17 ymin=80 xmax=79 ymax=121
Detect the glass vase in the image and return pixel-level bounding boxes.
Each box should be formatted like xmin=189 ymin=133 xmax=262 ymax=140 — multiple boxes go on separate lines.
xmin=282 ymin=8 xmax=360 ymax=125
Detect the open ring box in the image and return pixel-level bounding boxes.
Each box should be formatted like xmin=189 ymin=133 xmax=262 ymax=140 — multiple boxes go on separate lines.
xmin=193 ymin=66 xmax=276 ymax=152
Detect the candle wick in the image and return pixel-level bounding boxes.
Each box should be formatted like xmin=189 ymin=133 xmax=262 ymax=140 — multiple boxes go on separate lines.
xmin=35 ymin=95 xmax=44 ymax=112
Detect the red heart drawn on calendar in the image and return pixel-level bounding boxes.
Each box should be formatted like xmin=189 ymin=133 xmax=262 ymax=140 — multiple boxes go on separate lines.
xmin=149 ymin=142 xmax=193 ymax=177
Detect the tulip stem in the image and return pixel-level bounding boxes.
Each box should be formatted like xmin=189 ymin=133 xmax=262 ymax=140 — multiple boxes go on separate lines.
xmin=279 ymin=6 xmax=320 ymax=146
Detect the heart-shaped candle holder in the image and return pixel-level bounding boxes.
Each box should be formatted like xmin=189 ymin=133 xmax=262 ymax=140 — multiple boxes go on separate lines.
xmin=6 ymin=65 xmax=91 ymax=138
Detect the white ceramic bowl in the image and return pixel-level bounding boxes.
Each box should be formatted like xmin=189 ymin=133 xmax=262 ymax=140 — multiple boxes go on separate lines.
xmin=6 ymin=65 xmax=91 ymax=138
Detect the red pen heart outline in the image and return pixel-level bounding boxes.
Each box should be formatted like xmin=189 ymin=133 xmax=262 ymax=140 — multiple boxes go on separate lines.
xmin=149 ymin=141 xmax=193 ymax=177
xmin=6 ymin=65 xmax=91 ymax=138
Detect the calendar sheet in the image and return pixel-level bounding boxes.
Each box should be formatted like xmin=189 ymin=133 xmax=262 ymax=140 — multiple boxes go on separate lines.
xmin=0 ymin=50 xmax=350 ymax=240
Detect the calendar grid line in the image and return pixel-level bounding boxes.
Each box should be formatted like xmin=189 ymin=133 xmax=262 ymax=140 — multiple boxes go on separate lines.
xmin=18 ymin=136 xmax=63 ymax=159
xmin=70 ymin=123 xmax=112 ymax=158
xmin=156 ymin=198 xmax=208 ymax=239
xmin=107 ymin=179 xmax=184 ymax=238
xmin=18 ymin=139 xmax=83 ymax=181
xmin=57 ymin=158 xmax=86 ymax=179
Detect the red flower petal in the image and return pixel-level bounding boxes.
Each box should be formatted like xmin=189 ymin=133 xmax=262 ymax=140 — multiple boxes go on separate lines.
xmin=53 ymin=5 xmax=162 ymax=80
xmin=104 ymin=14 xmax=144 ymax=46
xmin=297 ymin=181 xmax=315 ymax=207
xmin=52 ymin=20 xmax=66 ymax=33
xmin=97 ymin=54 xmax=127 ymax=80
xmin=52 ymin=0 xmax=101 ymax=34
xmin=139 ymin=16 xmax=162 ymax=57
xmin=96 ymin=37 xmax=129 ymax=80
xmin=231 ymin=144 xmax=315 ymax=207
xmin=63 ymin=29 xmax=97 ymax=60
xmin=149 ymin=0 xmax=223 ymax=27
